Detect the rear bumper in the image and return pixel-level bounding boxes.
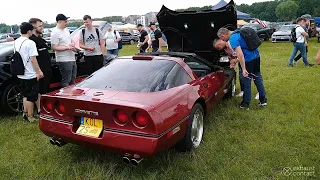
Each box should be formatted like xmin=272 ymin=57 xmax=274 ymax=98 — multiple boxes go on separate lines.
xmin=39 ymin=115 xmax=186 ymax=158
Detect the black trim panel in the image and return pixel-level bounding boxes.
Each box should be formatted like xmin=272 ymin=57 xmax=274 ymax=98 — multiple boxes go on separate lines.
xmin=40 ymin=114 xmax=190 ymax=138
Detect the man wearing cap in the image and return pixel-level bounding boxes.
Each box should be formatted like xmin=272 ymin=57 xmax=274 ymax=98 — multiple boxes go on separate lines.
xmin=15 ymin=22 xmax=43 ymax=122
xmin=51 ymin=14 xmax=77 ymax=87
xmin=149 ymin=22 xmax=163 ymax=52
xmin=79 ymin=15 xmax=105 ymax=75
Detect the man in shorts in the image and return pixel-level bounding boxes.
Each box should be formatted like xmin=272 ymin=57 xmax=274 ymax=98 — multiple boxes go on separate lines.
xmin=15 ymin=22 xmax=43 ymax=122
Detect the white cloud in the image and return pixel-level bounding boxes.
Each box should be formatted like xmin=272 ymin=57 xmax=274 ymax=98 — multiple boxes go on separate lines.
xmin=1 ymin=0 xmax=270 ymax=25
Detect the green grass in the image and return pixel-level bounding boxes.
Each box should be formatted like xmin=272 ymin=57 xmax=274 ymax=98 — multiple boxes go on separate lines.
xmin=1 ymin=39 xmax=320 ymax=179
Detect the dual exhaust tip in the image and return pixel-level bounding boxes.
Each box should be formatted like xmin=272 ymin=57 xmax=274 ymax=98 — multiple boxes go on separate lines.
xmin=123 ymin=156 xmax=143 ymax=167
xmin=49 ymin=138 xmax=67 ymax=147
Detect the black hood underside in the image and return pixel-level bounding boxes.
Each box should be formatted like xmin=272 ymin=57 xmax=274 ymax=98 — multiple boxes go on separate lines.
xmin=157 ymin=0 xmax=237 ymax=63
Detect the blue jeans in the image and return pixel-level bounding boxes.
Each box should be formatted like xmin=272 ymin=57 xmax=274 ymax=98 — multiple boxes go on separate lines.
xmin=107 ymin=49 xmax=119 ymax=56
xmin=242 ymin=71 xmax=266 ymax=105
xmin=238 ymin=63 xmax=244 ymax=91
xmin=288 ymin=42 xmax=309 ymax=66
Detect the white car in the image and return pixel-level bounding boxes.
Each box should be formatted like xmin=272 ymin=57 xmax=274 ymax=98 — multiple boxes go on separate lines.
xmin=272 ymin=25 xmax=296 ymax=43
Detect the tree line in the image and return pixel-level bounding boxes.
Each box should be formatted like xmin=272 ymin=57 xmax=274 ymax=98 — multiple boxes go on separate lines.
xmin=176 ymin=0 xmax=320 ymax=22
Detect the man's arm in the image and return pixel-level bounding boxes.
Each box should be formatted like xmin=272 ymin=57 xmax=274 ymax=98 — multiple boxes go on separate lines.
xmin=52 ymin=44 xmax=71 ymax=51
xmin=234 ymin=47 xmax=248 ymax=77
xmin=158 ymin=37 xmax=163 ymax=52
xmin=30 ymin=56 xmax=42 ymax=74
xmin=143 ymin=34 xmax=149 ymax=45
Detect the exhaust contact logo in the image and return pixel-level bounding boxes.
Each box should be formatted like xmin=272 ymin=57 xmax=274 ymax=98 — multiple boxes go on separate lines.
xmin=282 ymin=166 xmax=316 ymax=177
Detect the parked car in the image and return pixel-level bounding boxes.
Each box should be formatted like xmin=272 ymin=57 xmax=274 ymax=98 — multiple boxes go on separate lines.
xmin=38 ymin=0 xmax=237 ymax=165
xmin=241 ymin=23 xmax=273 ymax=41
xmin=0 ymin=42 xmax=89 ymax=114
xmin=0 ymin=33 xmax=20 ymax=43
xmin=271 ymin=24 xmax=296 ymax=43
xmin=119 ymin=31 xmax=139 ymax=45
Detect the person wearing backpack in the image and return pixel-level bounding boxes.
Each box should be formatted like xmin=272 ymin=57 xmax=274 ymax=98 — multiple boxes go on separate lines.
xmin=79 ymin=15 xmax=106 ymax=75
xmin=288 ymin=17 xmax=314 ymax=67
xmin=14 ymin=22 xmax=43 ymax=122
xmin=217 ymin=27 xmax=267 ymax=110
xmin=104 ymin=26 xmax=121 ymax=56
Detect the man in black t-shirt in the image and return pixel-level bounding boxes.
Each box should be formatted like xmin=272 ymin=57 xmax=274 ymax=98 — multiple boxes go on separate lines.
xmin=149 ymin=22 xmax=163 ymax=52
xmin=137 ymin=24 xmax=149 ymax=53
xmin=29 ymin=18 xmax=52 ymax=98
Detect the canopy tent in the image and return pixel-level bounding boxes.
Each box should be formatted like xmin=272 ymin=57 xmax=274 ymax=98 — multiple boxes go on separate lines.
xmin=114 ymin=23 xmax=137 ymax=31
xmin=211 ymin=0 xmax=252 ymax=20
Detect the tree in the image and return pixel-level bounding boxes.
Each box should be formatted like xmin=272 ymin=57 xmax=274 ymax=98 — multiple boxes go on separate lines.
xmin=276 ymin=1 xmax=299 ymax=21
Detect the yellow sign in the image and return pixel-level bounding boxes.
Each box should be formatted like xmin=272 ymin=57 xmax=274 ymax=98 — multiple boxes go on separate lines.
xmin=76 ymin=117 xmax=103 ymax=138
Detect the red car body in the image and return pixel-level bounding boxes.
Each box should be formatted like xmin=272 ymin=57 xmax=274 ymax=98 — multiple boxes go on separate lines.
xmin=39 ymin=0 xmax=237 ymax=161
xmin=39 ymin=55 xmax=231 ymax=159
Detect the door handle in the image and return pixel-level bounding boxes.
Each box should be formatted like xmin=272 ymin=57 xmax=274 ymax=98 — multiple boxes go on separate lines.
xmin=203 ymin=83 xmax=209 ymax=88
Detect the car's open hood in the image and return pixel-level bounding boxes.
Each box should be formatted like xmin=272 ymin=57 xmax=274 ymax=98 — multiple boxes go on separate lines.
xmin=157 ymin=0 xmax=237 ymax=63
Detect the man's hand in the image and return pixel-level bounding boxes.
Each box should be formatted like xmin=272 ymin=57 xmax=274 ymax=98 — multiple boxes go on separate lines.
xmin=305 ymin=42 xmax=308 ymax=46
xmin=88 ymin=47 xmax=95 ymax=51
xmin=158 ymin=48 xmax=162 ymax=52
xmin=242 ymin=69 xmax=249 ymax=77
xmin=37 ymin=71 xmax=44 ymax=80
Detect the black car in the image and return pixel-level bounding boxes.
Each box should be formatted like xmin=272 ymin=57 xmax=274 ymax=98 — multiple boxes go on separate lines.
xmin=119 ymin=32 xmax=139 ymax=45
xmin=0 ymin=42 xmax=88 ymax=114
xmin=241 ymin=23 xmax=273 ymax=41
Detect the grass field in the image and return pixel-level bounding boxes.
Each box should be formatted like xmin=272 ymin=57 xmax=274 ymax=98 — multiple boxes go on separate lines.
xmin=0 ymin=39 xmax=320 ymax=179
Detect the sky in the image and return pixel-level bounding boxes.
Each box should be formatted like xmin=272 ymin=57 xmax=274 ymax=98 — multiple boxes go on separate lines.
xmin=0 ymin=0 xmax=270 ymax=25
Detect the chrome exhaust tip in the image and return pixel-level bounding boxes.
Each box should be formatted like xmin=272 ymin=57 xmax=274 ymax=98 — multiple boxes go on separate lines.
xmin=49 ymin=138 xmax=56 ymax=145
xmin=55 ymin=139 xmax=67 ymax=147
xmin=131 ymin=158 xmax=143 ymax=167
xmin=122 ymin=156 xmax=130 ymax=165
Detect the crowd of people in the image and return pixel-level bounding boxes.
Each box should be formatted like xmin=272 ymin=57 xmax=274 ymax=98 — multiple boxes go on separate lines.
xmin=13 ymin=14 xmax=166 ymax=122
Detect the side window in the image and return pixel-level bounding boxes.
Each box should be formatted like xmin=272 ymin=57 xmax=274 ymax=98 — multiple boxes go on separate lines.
xmin=166 ymin=64 xmax=192 ymax=88
xmin=184 ymin=57 xmax=211 ymax=77
xmin=0 ymin=35 xmax=6 ymax=40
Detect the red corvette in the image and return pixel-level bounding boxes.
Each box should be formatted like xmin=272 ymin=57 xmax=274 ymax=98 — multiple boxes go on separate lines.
xmin=39 ymin=0 xmax=237 ymax=166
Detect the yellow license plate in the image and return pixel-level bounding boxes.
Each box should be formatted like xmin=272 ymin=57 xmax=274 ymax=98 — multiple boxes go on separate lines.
xmin=76 ymin=117 xmax=103 ymax=138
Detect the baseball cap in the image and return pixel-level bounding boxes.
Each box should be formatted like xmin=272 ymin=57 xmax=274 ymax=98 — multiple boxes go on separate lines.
xmin=56 ymin=14 xmax=69 ymax=22
xmin=20 ymin=22 xmax=34 ymax=32
xmin=149 ymin=22 xmax=156 ymax=27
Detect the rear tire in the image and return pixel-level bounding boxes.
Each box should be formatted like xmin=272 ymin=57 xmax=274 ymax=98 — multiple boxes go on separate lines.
xmin=0 ymin=81 xmax=23 ymax=114
xmin=177 ymin=103 xmax=204 ymax=152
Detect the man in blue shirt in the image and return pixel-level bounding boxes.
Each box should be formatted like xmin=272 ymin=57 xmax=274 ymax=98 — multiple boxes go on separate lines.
xmin=217 ymin=27 xmax=267 ymax=109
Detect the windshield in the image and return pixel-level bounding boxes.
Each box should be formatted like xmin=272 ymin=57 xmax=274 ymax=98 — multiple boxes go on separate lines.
xmin=242 ymin=24 xmax=261 ymax=31
xmin=279 ymin=25 xmax=295 ymax=31
xmin=76 ymin=59 xmax=191 ymax=92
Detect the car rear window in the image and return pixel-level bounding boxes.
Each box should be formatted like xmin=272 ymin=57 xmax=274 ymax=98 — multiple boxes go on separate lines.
xmin=76 ymin=59 xmax=191 ymax=92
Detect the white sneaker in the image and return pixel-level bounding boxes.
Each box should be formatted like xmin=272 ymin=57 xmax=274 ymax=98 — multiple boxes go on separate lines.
xmin=236 ymin=91 xmax=244 ymax=97
xmin=255 ymin=93 xmax=259 ymax=100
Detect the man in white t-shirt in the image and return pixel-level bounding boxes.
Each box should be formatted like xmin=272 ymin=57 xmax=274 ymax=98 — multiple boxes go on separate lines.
xmin=288 ymin=17 xmax=314 ymax=67
xmin=51 ymin=14 xmax=77 ymax=87
xmin=104 ymin=26 xmax=121 ymax=56
xmin=15 ymin=22 xmax=43 ymax=122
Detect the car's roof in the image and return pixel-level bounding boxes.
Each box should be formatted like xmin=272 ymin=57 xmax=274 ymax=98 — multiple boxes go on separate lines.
xmin=117 ymin=55 xmax=183 ymax=63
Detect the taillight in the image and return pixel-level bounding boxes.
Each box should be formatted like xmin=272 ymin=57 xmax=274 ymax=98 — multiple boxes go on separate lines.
xmin=114 ymin=109 xmax=128 ymax=125
xmin=134 ymin=111 xmax=148 ymax=127
xmin=43 ymin=99 xmax=53 ymax=112
xmin=55 ymin=101 xmax=65 ymax=115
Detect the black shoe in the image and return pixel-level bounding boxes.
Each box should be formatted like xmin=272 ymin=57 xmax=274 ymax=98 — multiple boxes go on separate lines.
xmin=239 ymin=103 xmax=249 ymax=110
xmin=306 ymin=63 xmax=314 ymax=67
